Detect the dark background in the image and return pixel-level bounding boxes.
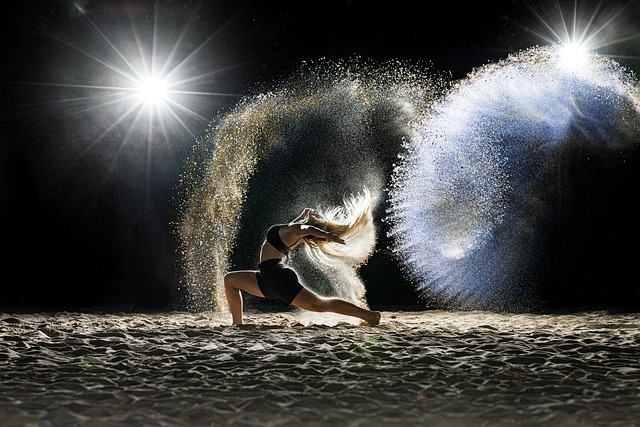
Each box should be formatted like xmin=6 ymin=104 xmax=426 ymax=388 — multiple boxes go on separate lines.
xmin=1 ymin=0 xmax=639 ymax=310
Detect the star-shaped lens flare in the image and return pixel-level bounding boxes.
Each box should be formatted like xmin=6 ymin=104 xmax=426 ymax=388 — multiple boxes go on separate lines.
xmin=13 ymin=1 xmax=243 ymax=165
xmin=525 ymin=0 xmax=639 ymax=64
xmin=136 ymin=76 xmax=169 ymax=105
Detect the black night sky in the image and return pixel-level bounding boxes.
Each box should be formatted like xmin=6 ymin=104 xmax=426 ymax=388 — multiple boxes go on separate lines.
xmin=1 ymin=0 xmax=639 ymax=310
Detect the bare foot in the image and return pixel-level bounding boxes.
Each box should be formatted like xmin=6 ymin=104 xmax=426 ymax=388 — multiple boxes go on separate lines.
xmin=362 ymin=311 xmax=381 ymax=326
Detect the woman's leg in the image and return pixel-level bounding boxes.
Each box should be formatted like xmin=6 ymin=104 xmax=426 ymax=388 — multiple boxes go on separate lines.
xmin=291 ymin=288 xmax=381 ymax=326
xmin=223 ymin=271 xmax=264 ymax=325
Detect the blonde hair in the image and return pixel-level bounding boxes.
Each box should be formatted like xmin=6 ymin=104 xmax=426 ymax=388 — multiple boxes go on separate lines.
xmin=301 ymin=188 xmax=376 ymax=267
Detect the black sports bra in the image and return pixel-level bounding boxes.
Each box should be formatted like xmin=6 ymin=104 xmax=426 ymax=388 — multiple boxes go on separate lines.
xmin=266 ymin=224 xmax=290 ymax=255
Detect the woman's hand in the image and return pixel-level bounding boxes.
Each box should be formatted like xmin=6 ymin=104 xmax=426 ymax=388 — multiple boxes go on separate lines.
xmin=326 ymin=233 xmax=345 ymax=245
xmin=299 ymin=225 xmax=345 ymax=244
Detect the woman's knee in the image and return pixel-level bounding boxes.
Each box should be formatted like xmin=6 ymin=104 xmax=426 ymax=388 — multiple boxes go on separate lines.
xmin=224 ymin=271 xmax=260 ymax=296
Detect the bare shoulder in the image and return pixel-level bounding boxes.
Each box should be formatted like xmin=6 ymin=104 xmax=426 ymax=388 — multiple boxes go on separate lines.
xmin=275 ymin=223 xmax=309 ymax=248
xmin=282 ymin=222 xmax=310 ymax=236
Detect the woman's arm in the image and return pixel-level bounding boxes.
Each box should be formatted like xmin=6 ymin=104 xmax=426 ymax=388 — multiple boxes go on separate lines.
xmin=290 ymin=208 xmax=315 ymax=224
xmin=281 ymin=223 xmax=345 ymax=246
xmin=300 ymin=224 xmax=345 ymax=244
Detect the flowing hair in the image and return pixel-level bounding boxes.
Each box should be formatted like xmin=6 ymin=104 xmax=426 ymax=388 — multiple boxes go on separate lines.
xmin=300 ymin=188 xmax=377 ymax=267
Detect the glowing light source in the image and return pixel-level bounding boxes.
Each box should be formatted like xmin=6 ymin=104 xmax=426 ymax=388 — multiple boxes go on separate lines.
xmin=18 ymin=1 xmax=242 ymax=161
xmin=136 ymin=76 xmax=169 ymax=105
xmin=526 ymin=0 xmax=632 ymax=62
xmin=62 ymin=2 xmax=225 ymax=142
xmin=558 ymin=42 xmax=588 ymax=70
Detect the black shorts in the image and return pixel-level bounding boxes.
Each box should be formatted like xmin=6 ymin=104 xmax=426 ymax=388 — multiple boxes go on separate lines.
xmin=256 ymin=258 xmax=303 ymax=304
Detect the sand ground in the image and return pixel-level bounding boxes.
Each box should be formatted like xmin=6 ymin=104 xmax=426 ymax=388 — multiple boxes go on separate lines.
xmin=1 ymin=307 xmax=639 ymax=426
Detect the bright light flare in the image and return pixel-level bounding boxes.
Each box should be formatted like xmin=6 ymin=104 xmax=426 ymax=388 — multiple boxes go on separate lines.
xmin=136 ymin=76 xmax=169 ymax=105
xmin=526 ymin=1 xmax=634 ymax=63
xmin=558 ymin=41 xmax=588 ymax=69
xmin=18 ymin=1 xmax=243 ymax=163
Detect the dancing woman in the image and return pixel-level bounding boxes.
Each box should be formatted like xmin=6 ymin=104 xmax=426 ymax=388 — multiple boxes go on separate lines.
xmin=223 ymin=190 xmax=381 ymax=326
